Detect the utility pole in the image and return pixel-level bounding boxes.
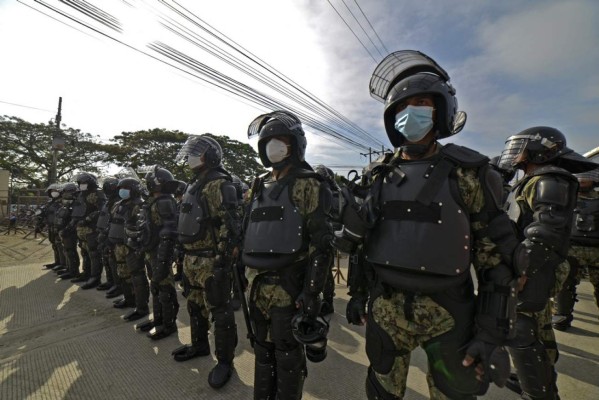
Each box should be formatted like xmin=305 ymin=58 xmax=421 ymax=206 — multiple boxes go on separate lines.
xmin=360 ymin=146 xmax=386 ymax=163
xmin=50 ymin=97 xmax=62 ymax=184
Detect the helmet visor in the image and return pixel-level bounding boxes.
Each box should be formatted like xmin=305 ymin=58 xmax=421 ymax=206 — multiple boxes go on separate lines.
xmin=497 ymin=136 xmax=529 ymax=170
xmin=176 ymin=136 xmax=213 ymax=162
xmin=247 ymin=110 xmax=303 ymax=139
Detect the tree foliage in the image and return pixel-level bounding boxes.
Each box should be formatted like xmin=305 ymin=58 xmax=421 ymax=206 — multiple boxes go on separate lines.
xmin=103 ymin=129 xmax=265 ymax=184
xmin=0 ymin=116 xmax=108 ymax=188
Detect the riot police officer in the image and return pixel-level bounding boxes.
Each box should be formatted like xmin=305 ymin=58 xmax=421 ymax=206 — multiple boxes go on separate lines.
xmin=313 ymin=164 xmax=340 ymax=317
xmin=108 ymin=178 xmax=149 ymax=321
xmin=498 ymin=127 xmax=597 ymax=399
xmin=243 ymin=111 xmax=333 ymax=400
xmin=40 ymin=183 xmax=64 ymax=270
xmin=553 ymin=167 xmax=599 ymax=330
xmin=96 ymin=177 xmax=121 ymax=296
xmin=131 ymin=166 xmax=180 ymax=340
xmin=55 ymin=183 xmax=80 ymax=281
xmin=335 ymin=50 xmax=520 ymax=399
xmin=71 ymin=172 xmax=107 ymax=289
xmin=171 ymin=135 xmax=241 ymax=390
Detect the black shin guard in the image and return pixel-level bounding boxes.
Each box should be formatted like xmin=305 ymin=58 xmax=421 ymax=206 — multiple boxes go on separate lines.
xmin=254 ymin=342 xmax=277 ymax=400
xmin=213 ymin=305 xmax=237 ymax=363
xmin=131 ymin=273 xmax=149 ymax=313
xmin=275 ymin=346 xmax=305 ymax=400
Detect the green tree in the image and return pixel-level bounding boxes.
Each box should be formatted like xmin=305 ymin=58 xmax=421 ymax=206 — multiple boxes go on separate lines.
xmin=103 ymin=129 xmax=265 ymax=184
xmin=0 ymin=115 xmax=108 ymax=188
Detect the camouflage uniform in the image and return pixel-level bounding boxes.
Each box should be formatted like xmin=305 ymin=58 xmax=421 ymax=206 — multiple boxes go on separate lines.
xmin=72 ymin=190 xmax=106 ymax=285
xmin=360 ymin=147 xmax=517 ymax=399
xmin=243 ymin=171 xmax=334 ymax=400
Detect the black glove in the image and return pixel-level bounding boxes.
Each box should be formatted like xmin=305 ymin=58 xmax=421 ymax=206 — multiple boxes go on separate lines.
xmin=296 ymin=292 xmax=321 ymax=319
xmin=346 ymin=295 xmax=367 ymax=325
xmin=464 ymin=339 xmax=510 ymax=388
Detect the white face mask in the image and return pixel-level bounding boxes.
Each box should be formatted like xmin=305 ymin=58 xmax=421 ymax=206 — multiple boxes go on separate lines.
xmin=265 ymin=138 xmax=290 ymax=163
xmin=79 ymin=183 xmax=88 ymax=191
xmin=50 ymin=191 xmax=60 ymax=198
xmin=187 ymin=155 xmax=204 ymax=169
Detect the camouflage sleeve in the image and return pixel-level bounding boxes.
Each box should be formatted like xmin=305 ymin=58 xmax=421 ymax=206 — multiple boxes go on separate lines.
xmin=455 ymin=167 xmax=505 ymax=272
xmin=203 ymin=179 xmax=228 ymax=254
xmin=292 ymin=177 xmax=333 ymax=257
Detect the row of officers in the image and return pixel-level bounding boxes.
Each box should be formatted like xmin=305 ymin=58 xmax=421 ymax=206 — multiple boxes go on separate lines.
xmin=37 ymin=49 xmax=598 ymax=400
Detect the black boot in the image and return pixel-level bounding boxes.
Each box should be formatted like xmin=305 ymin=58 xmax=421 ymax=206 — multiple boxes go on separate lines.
xmin=135 ymin=320 xmax=155 ymax=332
xmin=148 ymin=285 xmax=177 ymax=340
xmin=114 ymin=282 xmax=135 ymax=309
xmin=43 ymin=262 xmax=57 ymax=269
xmin=208 ymin=362 xmax=234 ymax=389
xmin=81 ymin=277 xmax=101 ymax=290
xmin=172 ymin=302 xmax=210 ymax=361
xmin=253 ymin=343 xmax=277 ymax=400
xmin=552 ymin=314 xmax=573 ymax=331
xmin=147 ymin=324 xmax=177 ymax=340
xmin=59 ymin=272 xmax=74 ymax=280
xmin=131 ymin=273 xmax=149 ymax=319
xmin=96 ymin=282 xmax=112 ymax=291
xmin=106 ymin=285 xmax=122 ymax=298
xmin=123 ymin=308 xmax=149 ymax=321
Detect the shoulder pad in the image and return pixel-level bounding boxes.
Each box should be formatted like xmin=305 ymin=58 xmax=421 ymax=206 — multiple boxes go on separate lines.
xmin=441 ymin=144 xmax=489 ymax=168
xmin=220 ymin=181 xmax=238 ymax=207
xmin=530 ymin=165 xmax=576 ymax=181
xmin=155 ymin=195 xmax=177 ymax=218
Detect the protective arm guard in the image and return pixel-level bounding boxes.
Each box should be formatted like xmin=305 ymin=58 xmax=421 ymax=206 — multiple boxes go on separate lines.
xmin=332 ymin=186 xmax=370 ymax=254
xmin=475 ymin=264 xmax=518 ymax=343
xmin=523 ymin=176 xmax=577 ymax=267
xmin=298 ymin=182 xmax=334 ymax=318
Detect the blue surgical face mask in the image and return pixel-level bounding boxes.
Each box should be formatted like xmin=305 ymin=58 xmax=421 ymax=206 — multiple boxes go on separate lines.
xmin=119 ymin=189 xmax=131 ymax=199
xmin=394 ymin=105 xmax=434 ymax=142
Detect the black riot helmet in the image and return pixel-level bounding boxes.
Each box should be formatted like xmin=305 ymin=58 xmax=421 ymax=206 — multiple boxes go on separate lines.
xmin=489 ymin=155 xmax=516 ymax=184
xmin=144 ymin=165 xmax=178 ymax=194
xmin=117 ymin=177 xmax=142 ymax=199
xmin=231 ymin=175 xmax=244 ymax=201
xmin=248 ymin=110 xmax=307 ymax=169
xmin=176 ymin=135 xmax=222 ymax=171
xmin=101 ymin=176 xmax=119 ymax=197
xmin=61 ymin=182 xmax=79 ymax=200
xmin=75 ymin=172 xmax=98 ymax=191
xmin=291 ymin=313 xmax=329 ymax=363
xmin=45 ymin=183 xmax=62 ymax=197
xmin=574 ymin=167 xmax=599 ymax=188
xmin=369 ymin=50 xmax=467 ymax=148
xmin=175 ymin=181 xmax=187 ymax=197
xmin=498 ymin=126 xmax=598 ymax=173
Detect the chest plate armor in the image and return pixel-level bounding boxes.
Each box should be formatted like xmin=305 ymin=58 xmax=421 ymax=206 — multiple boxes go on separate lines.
xmin=242 ymin=180 xmax=307 ymax=270
xmin=177 ymin=182 xmax=207 ymax=244
xmin=71 ymin=193 xmax=87 ymax=220
xmin=365 ymin=160 xmax=471 ymax=277
xmin=46 ymin=201 xmax=60 ymax=225
xmin=54 ymin=205 xmax=72 ymax=230
xmin=96 ymin=199 xmax=115 ymax=232
xmin=108 ymin=201 xmax=130 ymax=244
xmin=571 ymin=196 xmax=599 ymax=245
xmin=140 ymin=202 xmax=159 ymax=251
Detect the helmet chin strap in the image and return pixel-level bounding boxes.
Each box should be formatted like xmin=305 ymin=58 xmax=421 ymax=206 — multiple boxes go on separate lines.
xmin=401 ymin=139 xmax=436 ymax=157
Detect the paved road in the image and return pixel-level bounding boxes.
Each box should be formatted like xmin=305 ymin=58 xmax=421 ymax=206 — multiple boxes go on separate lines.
xmin=1 ymin=236 xmax=598 ymax=399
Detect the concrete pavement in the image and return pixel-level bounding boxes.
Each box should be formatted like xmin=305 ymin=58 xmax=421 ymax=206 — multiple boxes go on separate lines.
xmin=1 ymin=235 xmax=598 ymax=399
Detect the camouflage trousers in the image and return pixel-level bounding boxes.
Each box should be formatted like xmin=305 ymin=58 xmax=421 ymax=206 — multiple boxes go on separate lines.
xmin=182 ymin=255 xmax=219 ymax=324
xmin=247 ymin=268 xmax=296 ymax=343
xmin=571 ymin=245 xmax=599 ymax=309
xmin=371 ymin=289 xmax=469 ymax=400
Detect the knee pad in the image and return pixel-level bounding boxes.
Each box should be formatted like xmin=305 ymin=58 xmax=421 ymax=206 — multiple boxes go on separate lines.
xmin=269 ymin=306 xmax=296 ymax=351
xmin=508 ymin=314 xmax=538 ymax=348
xmin=366 ymin=309 xmax=405 ymax=374
xmin=205 ymin=274 xmax=231 ymax=308
xmin=365 ymin=367 xmax=401 ymax=400
xmin=254 ymin=341 xmax=275 ymax=364
xmin=150 ymin=282 xmax=160 ymax=298
xmin=249 ymin=303 xmax=269 ymax=343
xmin=275 ymin=345 xmax=305 ymax=374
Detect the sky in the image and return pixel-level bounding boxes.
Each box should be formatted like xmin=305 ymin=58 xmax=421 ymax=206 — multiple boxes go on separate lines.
xmin=0 ymin=0 xmax=598 ymax=178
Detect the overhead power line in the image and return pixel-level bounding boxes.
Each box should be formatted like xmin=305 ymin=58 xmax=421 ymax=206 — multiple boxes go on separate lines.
xmin=21 ymin=0 xmax=389 ymax=153
xmin=352 ymin=0 xmax=389 ymax=54
xmin=0 ymin=100 xmax=55 ymax=113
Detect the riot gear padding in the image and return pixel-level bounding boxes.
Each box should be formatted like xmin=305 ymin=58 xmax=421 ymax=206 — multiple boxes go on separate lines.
xmin=498 ymin=126 xmax=598 ymax=173
xmin=248 ymin=110 xmax=307 ymax=168
xmin=475 ymin=265 xmax=518 ymax=342
xmin=574 ymin=167 xmax=599 ymax=185
xmin=507 ymin=315 xmax=555 ymax=399
xmin=145 ymin=165 xmax=177 ymax=194
xmin=117 ymin=177 xmax=142 ymax=199
xmin=369 ymin=50 xmax=466 ymax=147
xmin=176 ymin=135 xmax=222 ymax=169
xmin=291 ymin=313 xmax=329 ymax=363
xmin=75 ymin=172 xmax=98 ymax=190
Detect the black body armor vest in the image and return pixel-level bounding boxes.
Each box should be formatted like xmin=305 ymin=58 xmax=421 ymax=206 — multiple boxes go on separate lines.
xmin=365 ymin=160 xmax=471 ymax=277
xmin=243 ymin=179 xmax=306 ymax=270
xmin=571 ymin=195 xmax=599 ymax=245
xmin=54 ymin=205 xmax=72 ymax=230
xmin=71 ymin=193 xmax=87 ymax=220
xmin=45 ymin=200 xmax=60 ymax=225
xmin=108 ymin=199 xmax=140 ymax=244
xmin=96 ymin=198 xmax=116 ymax=232
xmin=177 ymin=170 xmax=229 ymax=244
